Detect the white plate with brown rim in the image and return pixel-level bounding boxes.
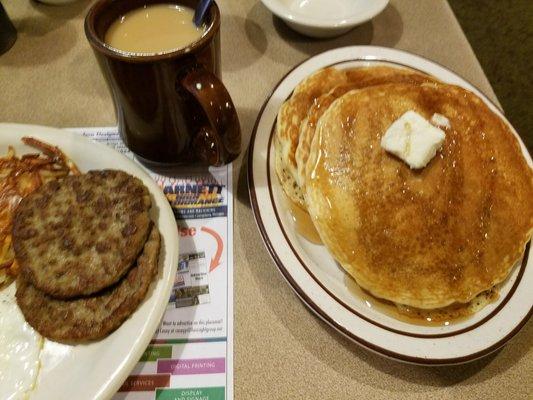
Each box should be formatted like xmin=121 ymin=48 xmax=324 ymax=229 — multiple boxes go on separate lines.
xmin=247 ymin=46 xmax=532 ymax=365
xmin=0 ymin=124 xmax=179 ymax=399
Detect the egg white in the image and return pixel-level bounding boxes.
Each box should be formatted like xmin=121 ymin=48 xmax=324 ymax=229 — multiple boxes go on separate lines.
xmin=0 ymin=283 xmax=43 ymax=400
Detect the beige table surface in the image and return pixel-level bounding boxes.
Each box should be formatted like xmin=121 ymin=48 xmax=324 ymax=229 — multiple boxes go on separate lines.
xmin=1 ymin=0 xmax=531 ymax=399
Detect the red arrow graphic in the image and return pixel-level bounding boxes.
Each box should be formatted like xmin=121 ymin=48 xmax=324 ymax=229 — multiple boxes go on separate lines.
xmin=200 ymin=226 xmax=223 ymax=272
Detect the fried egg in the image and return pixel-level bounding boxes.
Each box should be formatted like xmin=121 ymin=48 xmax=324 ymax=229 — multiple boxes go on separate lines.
xmin=0 ymin=283 xmax=43 ymax=400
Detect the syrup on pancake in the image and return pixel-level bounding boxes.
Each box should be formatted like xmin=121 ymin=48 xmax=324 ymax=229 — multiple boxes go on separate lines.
xmin=275 ymin=67 xmax=350 ymax=207
xmin=295 ymin=67 xmax=438 ymax=202
xmin=276 ymin=65 xmax=533 ymax=323
xmin=305 ymin=81 xmax=533 ymax=310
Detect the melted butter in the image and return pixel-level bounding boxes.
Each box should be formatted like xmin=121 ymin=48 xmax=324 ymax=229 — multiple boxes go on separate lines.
xmin=344 ymin=275 xmax=499 ymax=326
xmin=285 ymin=196 xmax=322 ymax=244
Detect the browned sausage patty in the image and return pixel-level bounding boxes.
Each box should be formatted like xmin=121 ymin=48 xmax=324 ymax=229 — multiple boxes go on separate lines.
xmin=16 ymin=225 xmax=160 ymax=342
xmin=13 ymin=170 xmax=151 ymax=298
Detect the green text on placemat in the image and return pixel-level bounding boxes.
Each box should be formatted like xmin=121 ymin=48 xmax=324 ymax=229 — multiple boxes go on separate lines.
xmin=156 ymin=387 xmax=225 ymax=400
xmin=140 ymin=346 xmax=172 ymax=362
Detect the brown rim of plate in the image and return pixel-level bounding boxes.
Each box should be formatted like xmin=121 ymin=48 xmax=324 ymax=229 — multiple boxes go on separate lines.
xmin=247 ymin=51 xmax=533 ymax=365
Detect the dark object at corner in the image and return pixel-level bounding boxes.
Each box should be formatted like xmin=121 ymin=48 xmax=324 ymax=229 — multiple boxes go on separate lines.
xmin=0 ymin=2 xmax=16 ymax=55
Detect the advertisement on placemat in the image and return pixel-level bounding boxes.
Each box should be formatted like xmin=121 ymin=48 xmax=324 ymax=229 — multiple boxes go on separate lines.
xmin=73 ymin=128 xmax=233 ymax=400
xmin=160 ymin=176 xmax=228 ymax=220
xmin=170 ymin=252 xmax=211 ymax=308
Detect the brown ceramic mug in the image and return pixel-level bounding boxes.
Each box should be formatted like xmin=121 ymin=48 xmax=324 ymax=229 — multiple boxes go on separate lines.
xmin=85 ymin=0 xmax=241 ymax=167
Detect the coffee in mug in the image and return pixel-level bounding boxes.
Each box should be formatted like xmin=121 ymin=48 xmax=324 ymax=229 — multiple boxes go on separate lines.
xmin=104 ymin=4 xmax=207 ymax=54
xmin=85 ymin=0 xmax=241 ymax=167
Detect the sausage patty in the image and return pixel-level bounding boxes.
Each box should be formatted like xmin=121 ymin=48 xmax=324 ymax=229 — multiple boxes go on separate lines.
xmin=15 ymin=225 xmax=160 ymax=342
xmin=13 ymin=170 xmax=151 ymax=298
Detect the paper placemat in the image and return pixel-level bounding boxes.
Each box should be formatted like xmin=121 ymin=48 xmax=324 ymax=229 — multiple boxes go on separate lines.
xmin=69 ymin=128 xmax=233 ymax=400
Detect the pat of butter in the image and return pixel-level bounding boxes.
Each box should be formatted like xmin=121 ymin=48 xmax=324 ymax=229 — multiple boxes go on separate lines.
xmin=381 ymin=111 xmax=446 ymax=169
xmin=431 ymin=113 xmax=451 ymax=129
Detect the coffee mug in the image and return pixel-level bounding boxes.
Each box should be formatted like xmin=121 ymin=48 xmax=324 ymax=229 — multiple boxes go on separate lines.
xmin=0 ymin=2 xmax=17 ymax=55
xmin=85 ymin=0 xmax=241 ymax=167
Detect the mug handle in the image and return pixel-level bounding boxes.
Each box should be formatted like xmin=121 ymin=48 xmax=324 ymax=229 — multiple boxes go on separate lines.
xmin=181 ymin=67 xmax=241 ymax=166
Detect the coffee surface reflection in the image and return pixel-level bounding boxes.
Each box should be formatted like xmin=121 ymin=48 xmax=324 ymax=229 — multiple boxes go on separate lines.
xmin=104 ymin=4 xmax=206 ymax=54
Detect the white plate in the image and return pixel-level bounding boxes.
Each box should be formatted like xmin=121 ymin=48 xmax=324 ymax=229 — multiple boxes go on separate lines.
xmin=260 ymin=0 xmax=389 ymax=38
xmin=0 ymin=124 xmax=179 ymax=399
xmin=248 ymin=46 xmax=533 ymax=365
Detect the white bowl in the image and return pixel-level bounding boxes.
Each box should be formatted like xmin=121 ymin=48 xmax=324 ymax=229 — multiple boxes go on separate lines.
xmin=261 ymin=0 xmax=389 ymax=38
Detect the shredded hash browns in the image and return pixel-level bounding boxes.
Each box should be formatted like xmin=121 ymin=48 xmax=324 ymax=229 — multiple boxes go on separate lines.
xmin=0 ymin=137 xmax=79 ymax=285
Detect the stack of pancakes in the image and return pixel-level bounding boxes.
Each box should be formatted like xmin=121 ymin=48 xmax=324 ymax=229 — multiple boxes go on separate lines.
xmin=12 ymin=170 xmax=160 ymax=342
xmin=275 ymin=65 xmax=533 ymax=311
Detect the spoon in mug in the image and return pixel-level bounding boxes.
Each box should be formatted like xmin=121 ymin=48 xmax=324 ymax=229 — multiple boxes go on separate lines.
xmin=193 ymin=0 xmax=213 ymax=27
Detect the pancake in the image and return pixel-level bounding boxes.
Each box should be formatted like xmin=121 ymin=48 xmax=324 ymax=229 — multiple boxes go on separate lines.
xmin=295 ymin=67 xmax=438 ymax=199
xmin=306 ymin=82 xmax=533 ymax=309
xmin=15 ymin=225 xmax=160 ymax=342
xmin=275 ymin=67 xmax=349 ymax=207
xmin=13 ymin=170 xmax=151 ymax=299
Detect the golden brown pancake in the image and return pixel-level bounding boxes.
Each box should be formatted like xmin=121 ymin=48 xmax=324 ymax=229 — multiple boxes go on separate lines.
xmin=275 ymin=67 xmax=349 ymax=207
xmin=276 ymin=65 xmax=437 ymax=209
xmin=295 ymin=67 xmax=438 ymax=198
xmin=306 ymin=82 xmax=533 ymax=309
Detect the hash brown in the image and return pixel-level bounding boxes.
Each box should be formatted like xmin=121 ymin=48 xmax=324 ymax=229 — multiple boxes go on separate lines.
xmin=0 ymin=137 xmax=79 ymax=285
xmin=13 ymin=170 xmax=152 ymax=298
xmin=15 ymin=225 xmax=160 ymax=342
